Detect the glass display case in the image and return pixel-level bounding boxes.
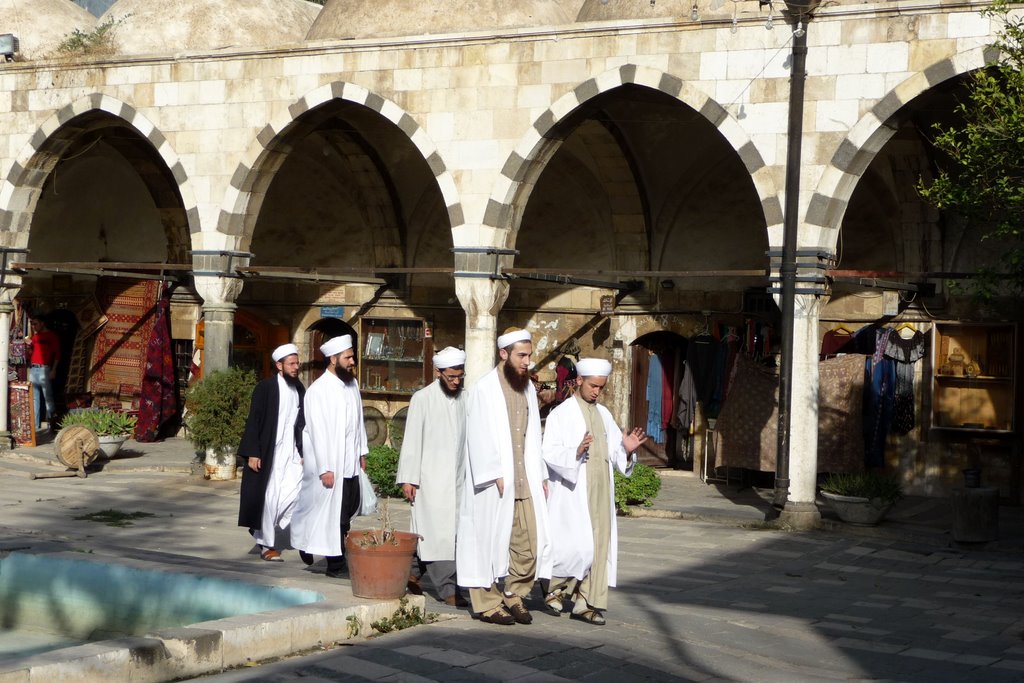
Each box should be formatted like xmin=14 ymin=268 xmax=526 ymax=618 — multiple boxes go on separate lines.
xmin=932 ymin=323 xmax=1016 ymax=434
xmin=359 ymin=317 xmax=432 ymax=396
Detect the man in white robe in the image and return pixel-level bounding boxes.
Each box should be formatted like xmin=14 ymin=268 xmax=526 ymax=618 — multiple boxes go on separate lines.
xmin=456 ymin=328 xmax=552 ymax=626
xmin=237 ymin=343 xmax=305 ymax=562
xmin=396 ymin=346 xmax=468 ymax=607
xmin=290 ymin=334 xmax=368 ymax=578
xmin=542 ymin=357 xmax=646 ymax=625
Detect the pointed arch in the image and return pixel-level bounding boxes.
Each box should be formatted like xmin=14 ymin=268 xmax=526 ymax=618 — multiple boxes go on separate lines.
xmin=217 ymin=82 xmax=462 ymax=250
xmin=805 ymin=46 xmax=993 ymax=253
xmin=0 ymin=94 xmax=199 ymax=242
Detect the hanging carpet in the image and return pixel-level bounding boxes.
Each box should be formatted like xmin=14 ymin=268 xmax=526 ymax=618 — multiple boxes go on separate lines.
xmin=88 ymin=279 xmax=161 ymax=405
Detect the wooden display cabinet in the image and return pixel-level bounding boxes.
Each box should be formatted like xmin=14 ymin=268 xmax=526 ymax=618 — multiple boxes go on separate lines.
xmin=931 ymin=323 xmax=1016 ymax=434
xmin=359 ymin=317 xmax=432 ymax=396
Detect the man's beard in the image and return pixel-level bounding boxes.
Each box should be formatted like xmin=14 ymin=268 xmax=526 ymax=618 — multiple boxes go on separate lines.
xmin=334 ymin=365 xmax=356 ymax=384
xmin=439 ymin=378 xmax=463 ymax=398
xmin=502 ymin=360 xmax=530 ymax=392
xmin=282 ymin=373 xmax=303 ymax=390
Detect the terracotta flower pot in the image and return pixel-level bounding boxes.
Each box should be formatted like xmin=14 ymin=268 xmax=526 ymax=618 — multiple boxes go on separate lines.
xmin=344 ymin=530 xmax=419 ymax=599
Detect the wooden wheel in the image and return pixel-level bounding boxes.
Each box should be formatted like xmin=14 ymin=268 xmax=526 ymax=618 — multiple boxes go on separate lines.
xmin=54 ymin=425 xmax=100 ymax=469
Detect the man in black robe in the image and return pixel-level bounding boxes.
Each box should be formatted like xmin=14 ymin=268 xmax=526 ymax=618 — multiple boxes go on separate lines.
xmin=237 ymin=343 xmax=306 ymax=561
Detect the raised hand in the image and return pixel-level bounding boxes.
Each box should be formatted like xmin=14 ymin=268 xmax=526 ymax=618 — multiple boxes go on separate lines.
xmin=622 ymin=427 xmax=647 ymax=453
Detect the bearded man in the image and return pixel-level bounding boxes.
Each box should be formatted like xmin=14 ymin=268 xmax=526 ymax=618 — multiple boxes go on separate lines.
xmin=396 ymin=346 xmax=469 ymax=607
xmin=237 ymin=343 xmax=306 ymax=562
xmin=542 ymin=357 xmax=646 ymax=625
xmin=290 ymin=334 xmax=368 ymax=578
xmin=456 ymin=328 xmax=551 ymax=626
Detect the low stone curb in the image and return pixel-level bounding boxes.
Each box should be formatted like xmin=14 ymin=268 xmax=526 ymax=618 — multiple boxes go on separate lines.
xmin=0 ymin=597 xmax=424 ymax=683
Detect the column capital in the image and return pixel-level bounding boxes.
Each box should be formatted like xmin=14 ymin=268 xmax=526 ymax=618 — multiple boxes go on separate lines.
xmin=193 ymin=274 xmax=243 ymax=308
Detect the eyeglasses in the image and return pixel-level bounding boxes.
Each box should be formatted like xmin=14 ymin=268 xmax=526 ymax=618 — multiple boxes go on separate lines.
xmin=440 ymin=373 xmax=464 ymax=382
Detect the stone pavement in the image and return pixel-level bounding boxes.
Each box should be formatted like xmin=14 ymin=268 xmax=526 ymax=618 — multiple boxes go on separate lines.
xmin=1 ymin=439 xmax=1023 ymax=681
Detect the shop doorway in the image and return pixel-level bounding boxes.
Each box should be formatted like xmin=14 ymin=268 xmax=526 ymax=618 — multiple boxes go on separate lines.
xmin=630 ymin=331 xmax=689 ymax=469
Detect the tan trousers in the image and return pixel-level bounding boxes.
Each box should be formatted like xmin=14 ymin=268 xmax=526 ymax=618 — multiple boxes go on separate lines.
xmin=470 ymin=497 xmax=537 ymax=614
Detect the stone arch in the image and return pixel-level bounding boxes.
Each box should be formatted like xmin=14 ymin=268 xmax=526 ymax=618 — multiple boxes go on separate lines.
xmin=486 ymin=64 xmax=783 ymax=250
xmin=0 ymin=94 xmax=200 ymax=243
xmin=218 ymin=81 xmax=462 ymax=251
xmin=805 ymin=46 xmax=993 ymax=253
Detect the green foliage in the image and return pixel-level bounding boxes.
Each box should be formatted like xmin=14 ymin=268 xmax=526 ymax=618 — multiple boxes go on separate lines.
xmin=388 ymin=418 xmax=404 ymax=451
xmin=614 ymin=463 xmax=661 ymax=514
xmin=820 ymin=472 xmax=904 ymax=503
xmin=73 ymin=509 xmax=154 ymax=527
xmin=365 ymin=443 xmax=402 ymax=498
xmin=60 ymin=408 xmax=136 ymax=436
xmin=917 ymin=2 xmax=1024 ymax=295
xmin=345 ymin=614 xmax=361 ymax=638
xmin=183 ymin=368 xmax=257 ymax=452
xmin=370 ymin=597 xmax=437 ymax=634
xmin=55 ymin=15 xmax=128 ymax=57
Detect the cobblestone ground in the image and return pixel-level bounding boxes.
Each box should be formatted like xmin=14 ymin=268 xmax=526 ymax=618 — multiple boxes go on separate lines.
xmin=2 ymin=458 xmax=1023 ymax=682
xmin=195 ymin=516 xmax=1024 ymax=682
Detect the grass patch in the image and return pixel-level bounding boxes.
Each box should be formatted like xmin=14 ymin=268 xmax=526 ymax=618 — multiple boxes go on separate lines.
xmin=73 ymin=509 xmax=155 ymax=527
xmin=370 ymin=598 xmax=437 ymax=634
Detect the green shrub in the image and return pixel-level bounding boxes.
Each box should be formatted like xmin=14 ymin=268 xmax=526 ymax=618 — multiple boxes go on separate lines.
xmin=614 ymin=463 xmax=661 ymax=514
xmin=183 ymin=368 xmax=257 ymax=452
xmin=821 ymin=472 xmax=903 ymax=503
xmin=60 ymin=408 xmax=136 ymax=436
xmin=366 ymin=443 xmax=402 ymax=498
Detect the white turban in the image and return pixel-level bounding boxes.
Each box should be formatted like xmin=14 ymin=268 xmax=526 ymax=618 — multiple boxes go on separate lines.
xmin=271 ymin=343 xmax=299 ymax=362
xmin=320 ymin=334 xmax=352 ymax=358
xmin=496 ymin=329 xmax=531 ymax=349
xmin=433 ymin=346 xmax=466 ymax=369
xmin=576 ymin=357 xmax=612 ymax=377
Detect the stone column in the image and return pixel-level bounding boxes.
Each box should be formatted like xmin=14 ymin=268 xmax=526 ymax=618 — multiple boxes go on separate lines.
xmin=0 ymin=297 xmax=14 ymax=449
xmin=193 ymin=274 xmax=243 ymax=376
xmin=455 ymin=277 xmax=509 ymax=386
xmin=779 ymin=293 xmax=824 ymax=529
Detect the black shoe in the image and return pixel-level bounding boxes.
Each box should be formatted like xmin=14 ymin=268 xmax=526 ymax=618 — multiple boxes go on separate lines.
xmin=299 ymin=551 xmax=314 ymax=566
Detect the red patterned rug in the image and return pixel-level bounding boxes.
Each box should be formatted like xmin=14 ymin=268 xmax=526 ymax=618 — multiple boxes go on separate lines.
xmin=88 ymin=278 xmax=161 ymax=404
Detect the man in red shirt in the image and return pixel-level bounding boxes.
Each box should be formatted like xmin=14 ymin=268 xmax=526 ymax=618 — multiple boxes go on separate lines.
xmin=26 ymin=315 xmax=61 ymax=431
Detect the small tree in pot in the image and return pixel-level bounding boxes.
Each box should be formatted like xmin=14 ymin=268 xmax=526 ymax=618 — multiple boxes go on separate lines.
xmin=820 ymin=472 xmax=903 ymax=526
xmin=60 ymin=408 xmax=137 ymax=459
xmin=184 ymin=367 xmax=257 ymax=480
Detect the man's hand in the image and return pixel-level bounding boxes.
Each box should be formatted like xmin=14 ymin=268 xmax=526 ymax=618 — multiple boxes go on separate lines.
xmin=622 ymin=427 xmax=648 ymax=453
xmin=577 ymin=432 xmax=593 ymax=460
xmin=402 ymin=483 xmax=417 ymax=503
xmin=496 ymin=477 xmax=504 ymax=498
xmin=320 ymin=471 xmax=335 ymax=488
xmin=360 ymin=455 xmax=367 ymax=470
xmin=247 ymin=457 xmax=261 ymax=472
xmin=543 ymin=480 xmax=549 ymax=498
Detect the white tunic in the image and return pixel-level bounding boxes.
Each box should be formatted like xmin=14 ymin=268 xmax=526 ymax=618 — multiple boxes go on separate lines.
xmin=542 ymin=397 xmax=634 ymax=586
xmin=289 ymin=371 xmax=368 ymax=557
xmin=396 ymin=380 xmax=467 ymax=561
xmin=456 ymin=367 xmax=552 ymax=588
xmin=253 ymin=375 xmax=304 ymax=548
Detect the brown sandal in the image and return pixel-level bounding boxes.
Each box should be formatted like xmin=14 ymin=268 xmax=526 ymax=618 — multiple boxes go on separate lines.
xmin=570 ymin=608 xmax=606 ymax=625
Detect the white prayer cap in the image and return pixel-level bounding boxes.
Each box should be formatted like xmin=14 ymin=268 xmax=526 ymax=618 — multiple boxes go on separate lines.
xmin=433 ymin=346 xmax=466 ymax=369
xmin=497 ymin=329 xmax=531 ymax=349
xmin=576 ymin=357 xmax=612 ymax=377
xmin=272 ymin=343 xmax=299 ymax=362
xmin=320 ymin=334 xmax=352 ymax=358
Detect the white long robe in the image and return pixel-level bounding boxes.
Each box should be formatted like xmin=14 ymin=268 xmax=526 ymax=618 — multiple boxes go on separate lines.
xmin=253 ymin=376 xmax=304 ymax=548
xmin=290 ymin=371 xmax=368 ymax=557
xmin=456 ymin=367 xmax=551 ymax=588
xmin=542 ymin=397 xmax=634 ymax=586
xmin=395 ymin=380 xmax=466 ymax=561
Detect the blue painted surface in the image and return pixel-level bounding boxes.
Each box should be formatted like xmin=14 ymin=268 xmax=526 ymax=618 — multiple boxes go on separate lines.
xmin=0 ymin=553 xmax=324 ymax=643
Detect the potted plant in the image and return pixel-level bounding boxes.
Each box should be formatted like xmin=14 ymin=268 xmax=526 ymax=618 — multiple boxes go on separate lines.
xmin=183 ymin=367 xmax=257 ymax=480
xmin=345 ymin=497 xmax=420 ymax=599
xmin=59 ymin=408 xmax=137 ymax=459
xmin=820 ymin=472 xmax=904 ymax=526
